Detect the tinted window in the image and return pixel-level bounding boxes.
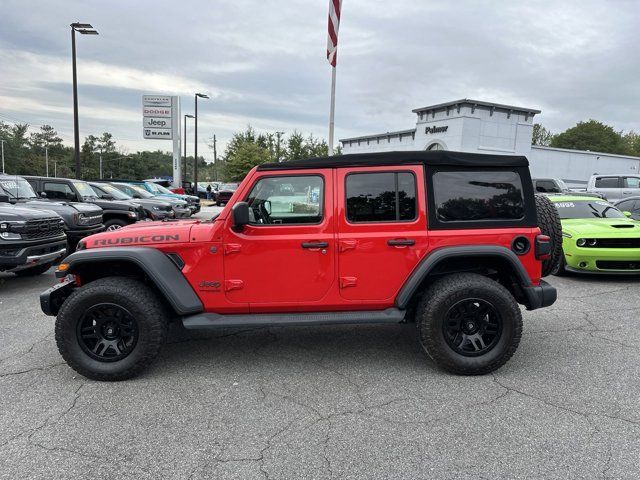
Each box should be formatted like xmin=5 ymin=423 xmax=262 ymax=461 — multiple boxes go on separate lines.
xmin=246 ymin=175 xmax=323 ymax=225
xmin=346 ymin=172 xmax=416 ymax=222
xmin=553 ymin=200 xmax=626 ymax=219
xmin=44 ymin=182 xmax=76 ymax=200
xmin=595 ymin=177 xmax=619 ymax=188
xmin=535 ymin=180 xmax=560 ymax=193
xmin=624 ymin=177 xmax=640 ymax=188
xmin=433 ymin=171 xmax=524 ymax=222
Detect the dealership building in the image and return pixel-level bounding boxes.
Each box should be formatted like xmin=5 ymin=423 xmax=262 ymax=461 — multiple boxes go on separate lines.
xmin=339 ymin=99 xmax=640 ymax=187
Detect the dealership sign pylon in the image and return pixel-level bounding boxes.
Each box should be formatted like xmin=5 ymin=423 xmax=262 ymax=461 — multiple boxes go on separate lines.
xmin=142 ymin=95 xmax=182 ymax=188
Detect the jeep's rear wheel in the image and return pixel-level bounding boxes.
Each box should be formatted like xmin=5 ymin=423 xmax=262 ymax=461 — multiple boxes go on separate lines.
xmin=535 ymin=194 xmax=562 ymax=277
xmin=417 ymin=273 xmax=522 ymax=375
xmin=55 ymin=277 xmax=168 ymax=381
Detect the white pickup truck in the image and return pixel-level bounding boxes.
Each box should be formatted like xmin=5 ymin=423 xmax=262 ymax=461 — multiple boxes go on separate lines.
xmin=586 ymin=174 xmax=640 ymax=202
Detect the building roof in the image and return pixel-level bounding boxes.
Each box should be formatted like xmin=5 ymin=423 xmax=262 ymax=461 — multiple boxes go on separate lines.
xmin=258 ymin=150 xmax=529 ymax=171
xmin=412 ymin=99 xmax=541 ymax=115
xmin=339 ymin=128 xmax=416 ymax=143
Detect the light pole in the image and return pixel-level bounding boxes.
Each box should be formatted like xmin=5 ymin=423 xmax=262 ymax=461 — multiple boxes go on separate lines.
xmin=45 ymin=145 xmax=49 ymax=177
xmin=0 ymin=139 xmax=6 ymax=174
xmin=183 ymin=114 xmax=194 ymax=186
xmin=275 ymin=131 xmax=284 ymax=162
xmin=194 ymin=93 xmax=209 ymax=191
xmin=70 ymin=22 xmax=98 ymax=179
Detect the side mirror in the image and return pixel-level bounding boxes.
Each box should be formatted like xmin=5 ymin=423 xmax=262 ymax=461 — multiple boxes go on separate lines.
xmin=0 ymin=194 xmax=9 ymax=203
xmin=232 ymin=202 xmax=250 ymax=230
xmin=623 ymin=211 xmax=632 ymax=218
xmin=103 ymin=195 xmax=114 ymax=200
xmin=40 ymin=191 xmax=47 ymax=198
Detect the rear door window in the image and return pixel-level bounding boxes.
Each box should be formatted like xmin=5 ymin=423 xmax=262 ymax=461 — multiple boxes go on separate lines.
xmin=432 ymin=171 xmax=525 ymax=222
xmin=44 ymin=182 xmax=76 ymax=200
xmin=624 ymin=177 xmax=640 ymax=188
xmin=595 ymin=177 xmax=620 ymax=188
xmin=345 ymin=172 xmax=416 ymax=222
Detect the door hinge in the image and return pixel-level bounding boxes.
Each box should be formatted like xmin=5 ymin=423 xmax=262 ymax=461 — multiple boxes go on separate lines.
xmin=339 ymin=276 xmax=357 ymax=288
xmin=339 ymin=239 xmax=357 ymax=252
xmin=225 ymin=280 xmax=244 ymax=292
xmin=224 ymin=243 xmax=242 ymax=255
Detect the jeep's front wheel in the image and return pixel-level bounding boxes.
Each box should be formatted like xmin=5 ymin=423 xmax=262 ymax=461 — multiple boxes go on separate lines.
xmin=55 ymin=277 xmax=168 ymax=381
xmin=417 ymin=273 xmax=522 ymax=375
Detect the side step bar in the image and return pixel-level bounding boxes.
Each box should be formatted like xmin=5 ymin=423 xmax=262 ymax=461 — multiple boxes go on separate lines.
xmin=181 ymin=308 xmax=406 ymax=330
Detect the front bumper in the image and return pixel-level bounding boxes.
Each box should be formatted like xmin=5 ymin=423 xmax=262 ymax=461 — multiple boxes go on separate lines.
xmin=0 ymin=236 xmax=67 ymax=271
xmin=565 ymin=248 xmax=640 ymax=274
xmin=522 ymin=279 xmax=557 ymax=311
xmin=41 ymin=277 xmax=75 ymax=316
xmin=66 ymin=224 xmax=105 ymax=242
xmin=173 ymin=207 xmax=191 ymax=218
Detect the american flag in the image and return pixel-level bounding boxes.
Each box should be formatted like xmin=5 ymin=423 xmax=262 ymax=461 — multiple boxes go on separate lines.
xmin=326 ymin=0 xmax=342 ymax=67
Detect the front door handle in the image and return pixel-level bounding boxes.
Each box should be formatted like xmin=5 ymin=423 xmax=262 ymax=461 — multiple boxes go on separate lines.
xmin=301 ymin=241 xmax=329 ymax=249
xmin=387 ymin=239 xmax=415 ymax=247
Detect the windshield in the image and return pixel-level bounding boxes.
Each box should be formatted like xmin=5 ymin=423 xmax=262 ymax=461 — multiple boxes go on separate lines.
xmin=145 ymin=182 xmax=164 ymax=194
xmin=153 ymin=183 xmax=174 ymax=194
xmin=95 ymin=184 xmax=132 ymax=200
xmin=220 ymin=183 xmax=238 ymax=191
xmin=72 ymin=181 xmax=98 ymax=199
xmin=0 ymin=178 xmax=38 ymax=199
xmin=127 ymin=184 xmax=154 ymax=198
xmin=554 ymin=200 xmax=626 ymax=219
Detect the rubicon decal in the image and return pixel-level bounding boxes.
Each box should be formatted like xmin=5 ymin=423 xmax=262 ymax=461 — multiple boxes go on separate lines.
xmin=93 ymin=234 xmax=181 ymax=246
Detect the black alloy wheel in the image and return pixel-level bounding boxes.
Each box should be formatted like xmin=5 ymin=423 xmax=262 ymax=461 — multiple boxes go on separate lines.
xmin=442 ymin=299 xmax=502 ymax=356
xmin=77 ymin=303 xmax=139 ymax=362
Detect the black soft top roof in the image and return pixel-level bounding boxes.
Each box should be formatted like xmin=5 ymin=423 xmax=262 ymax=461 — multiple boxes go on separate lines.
xmin=258 ymin=150 xmax=529 ymax=171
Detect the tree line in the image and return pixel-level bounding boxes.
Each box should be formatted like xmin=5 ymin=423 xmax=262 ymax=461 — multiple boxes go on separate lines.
xmin=532 ymin=120 xmax=640 ymax=156
xmin=0 ymin=122 xmax=337 ymax=183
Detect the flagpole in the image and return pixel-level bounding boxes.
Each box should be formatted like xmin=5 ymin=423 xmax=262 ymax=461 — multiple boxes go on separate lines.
xmin=328 ymin=65 xmax=337 ymax=156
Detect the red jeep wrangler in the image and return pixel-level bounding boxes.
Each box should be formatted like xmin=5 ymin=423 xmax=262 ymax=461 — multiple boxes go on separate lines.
xmin=42 ymin=151 xmax=560 ymax=381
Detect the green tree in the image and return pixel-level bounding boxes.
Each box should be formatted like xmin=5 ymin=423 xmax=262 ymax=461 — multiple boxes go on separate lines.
xmin=531 ymin=124 xmax=554 ymax=146
xmin=224 ymin=142 xmax=271 ymax=181
xmin=622 ymin=131 xmax=640 ymax=157
xmin=550 ymin=120 xmax=626 ymax=154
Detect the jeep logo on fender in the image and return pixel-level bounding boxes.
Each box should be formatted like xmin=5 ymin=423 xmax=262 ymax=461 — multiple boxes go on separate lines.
xmin=92 ymin=234 xmax=181 ymax=246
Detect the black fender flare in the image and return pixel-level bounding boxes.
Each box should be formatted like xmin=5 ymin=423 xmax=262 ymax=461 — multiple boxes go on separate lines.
xmin=54 ymin=247 xmax=203 ymax=315
xmin=395 ymin=245 xmax=543 ymax=310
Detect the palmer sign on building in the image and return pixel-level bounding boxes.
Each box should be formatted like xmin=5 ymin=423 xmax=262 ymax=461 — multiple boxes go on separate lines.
xmin=339 ymin=98 xmax=640 ymax=187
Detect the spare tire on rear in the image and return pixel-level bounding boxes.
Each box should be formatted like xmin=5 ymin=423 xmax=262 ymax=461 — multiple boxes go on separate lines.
xmin=535 ymin=194 xmax=562 ymax=277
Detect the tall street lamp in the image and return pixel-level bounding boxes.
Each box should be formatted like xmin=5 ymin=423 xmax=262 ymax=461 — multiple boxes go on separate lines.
xmin=70 ymin=22 xmax=98 ymax=179
xmin=183 ymin=114 xmax=194 ymax=186
xmin=194 ymin=93 xmax=209 ymax=190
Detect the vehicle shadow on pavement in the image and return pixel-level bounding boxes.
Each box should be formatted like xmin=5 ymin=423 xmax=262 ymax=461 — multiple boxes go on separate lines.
xmin=157 ymin=323 xmax=438 ymax=377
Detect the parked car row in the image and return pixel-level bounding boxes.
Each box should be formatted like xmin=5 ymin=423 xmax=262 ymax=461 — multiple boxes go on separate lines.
xmin=0 ymin=174 xmax=201 ymax=276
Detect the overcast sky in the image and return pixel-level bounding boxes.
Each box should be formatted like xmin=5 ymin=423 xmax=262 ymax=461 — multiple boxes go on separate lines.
xmin=1 ymin=0 xmax=638 ymax=161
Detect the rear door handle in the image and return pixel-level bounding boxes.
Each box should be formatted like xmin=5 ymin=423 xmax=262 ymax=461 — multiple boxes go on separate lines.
xmin=301 ymin=241 xmax=329 ymax=249
xmin=387 ymin=239 xmax=415 ymax=247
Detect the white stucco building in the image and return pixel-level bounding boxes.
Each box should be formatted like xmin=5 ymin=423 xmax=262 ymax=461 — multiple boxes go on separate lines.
xmin=340 ymin=99 xmax=640 ymax=187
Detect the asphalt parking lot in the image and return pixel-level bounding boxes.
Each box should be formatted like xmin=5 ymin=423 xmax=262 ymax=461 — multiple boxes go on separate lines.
xmin=1 ymin=238 xmax=639 ymax=478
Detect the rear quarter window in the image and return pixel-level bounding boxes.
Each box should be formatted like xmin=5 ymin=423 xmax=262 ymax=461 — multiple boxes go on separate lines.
xmin=595 ymin=177 xmax=620 ymax=188
xmin=432 ymin=171 xmax=525 ymax=223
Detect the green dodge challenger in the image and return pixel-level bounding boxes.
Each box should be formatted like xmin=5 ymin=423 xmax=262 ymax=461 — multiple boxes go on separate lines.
xmin=548 ymin=195 xmax=640 ymax=275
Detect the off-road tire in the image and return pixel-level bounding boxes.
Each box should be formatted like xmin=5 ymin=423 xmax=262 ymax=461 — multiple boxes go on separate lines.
xmin=104 ymin=218 xmax=128 ymax=231
xmin=535 ymin=194 xmax=562 ymax=277
xmin=417 ymin=273 xmax=523 ymax=375
xmin=14 ymin=262 xmax=54 ymax=276
xmin=552 ymin=249 xmax=569 ymax=276
xmin=55 ymin=277 xmax=168 ymax=381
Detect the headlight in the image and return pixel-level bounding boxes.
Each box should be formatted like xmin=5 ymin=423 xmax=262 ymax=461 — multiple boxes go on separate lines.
xmin=0 ymin=222 xmax=8 ymax=231
xmin=0 ymin=231 xmax=21 ymax=240
xmin=128 ymin=211 xmax=137 ymax=218
xmin=152 ymin=206 xmax=162 ymax=211
xmin=577 ymin=238 xmax=586 ymax=247
xmin=75 ymin=213 xmax=89 ymax=225
xmin=587 ymin=239 xmax=597 ymax=247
